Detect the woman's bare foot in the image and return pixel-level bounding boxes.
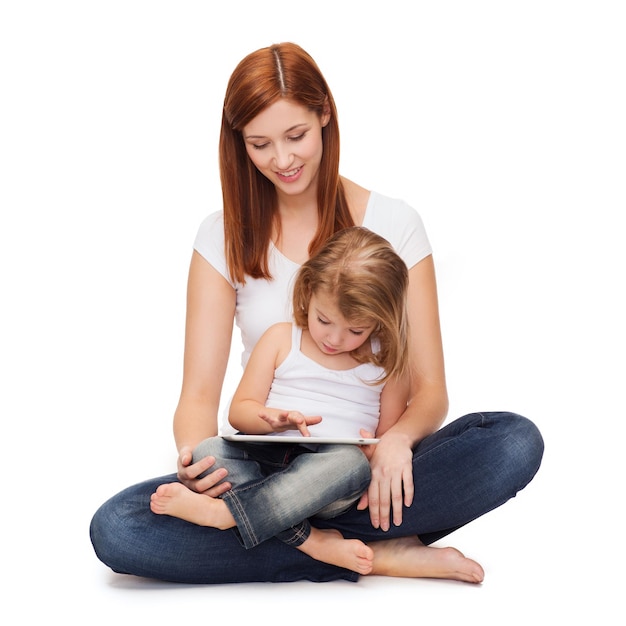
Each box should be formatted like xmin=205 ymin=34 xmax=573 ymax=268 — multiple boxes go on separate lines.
xmin=369 ymin=536 xmax=484 ymax=583
xmin=149 ymin=482 xmax=236 ymax=529
xmin=298 ymin=528 xmax=374 ymax=575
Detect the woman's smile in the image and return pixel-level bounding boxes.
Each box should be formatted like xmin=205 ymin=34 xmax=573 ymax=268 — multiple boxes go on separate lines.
xmin=275 ymin=165 xmax=303 ymax=183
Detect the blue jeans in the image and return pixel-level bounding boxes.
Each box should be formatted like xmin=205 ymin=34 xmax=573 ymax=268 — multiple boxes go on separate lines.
xmin=191 ymin=438 xmax=371 ymax=548
xmin=90 ymin=412 xmax=544 ymax=583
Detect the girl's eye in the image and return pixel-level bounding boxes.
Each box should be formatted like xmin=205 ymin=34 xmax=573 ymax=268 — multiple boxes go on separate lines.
xmin=317 ymin=317 xmax=329 ymax=325
xmin=350 ymin=330 xmax=365 ymax=336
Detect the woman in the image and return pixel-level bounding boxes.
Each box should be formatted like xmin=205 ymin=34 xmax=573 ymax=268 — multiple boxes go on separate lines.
xmin=90 ymin=42 xmax=543 ymax=584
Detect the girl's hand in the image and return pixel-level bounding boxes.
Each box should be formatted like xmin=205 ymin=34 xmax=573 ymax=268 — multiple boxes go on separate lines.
xmin=176 ymin=445 xmax=232 ymax=496
xmin=258 ymin=409 xmax=323 ymax=436
xmin=357 ymin=432 xmax=414 ymax=531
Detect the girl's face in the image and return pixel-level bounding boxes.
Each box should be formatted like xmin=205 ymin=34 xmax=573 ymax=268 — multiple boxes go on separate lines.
xmin=307 ymin=291 xmax=376 ymax=357
xmin=242 ymin=99 xmax=329 ymax=198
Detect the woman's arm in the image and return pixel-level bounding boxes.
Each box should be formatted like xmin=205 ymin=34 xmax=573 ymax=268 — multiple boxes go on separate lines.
xmin=364 ymin=254 xmax=449 ymax=529
xmin=386 ymin=254 xmax=448 ymax=439
xmin=375 ymin=372 xmax=411 ymax=438
xmin=173 ymin=251 xmax=236 ymax=491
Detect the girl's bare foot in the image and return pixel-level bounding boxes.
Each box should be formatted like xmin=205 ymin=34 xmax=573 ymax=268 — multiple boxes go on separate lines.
xmin=298 ymin=528 xmax=374 ymax=575
xmin=369 ymin=536 xmax=484 ymax=583
xmin=149 ymin=482 xmax=235 ymax=529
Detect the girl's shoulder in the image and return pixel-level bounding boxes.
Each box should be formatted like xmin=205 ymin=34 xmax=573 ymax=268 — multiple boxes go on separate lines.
xmin=261 ymin=322 xmax=294 ymax=348
xmin=260 ymin=322 xmax=296 ymax=369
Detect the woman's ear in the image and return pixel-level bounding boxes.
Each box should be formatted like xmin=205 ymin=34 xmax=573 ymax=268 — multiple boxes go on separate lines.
xmin=321 ymin=97 xmax=331 ymax=127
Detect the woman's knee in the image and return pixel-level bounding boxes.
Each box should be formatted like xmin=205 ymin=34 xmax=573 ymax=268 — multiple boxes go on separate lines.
xmin=89 ymin=495 xmax=129 ymax=572
xmin=511 ymin=413 xmax=544 ymax=478
xmin=483 ymin=411 xmax=545 ymax=487
xmin=89 ymin=475 xmax=177 ymax=571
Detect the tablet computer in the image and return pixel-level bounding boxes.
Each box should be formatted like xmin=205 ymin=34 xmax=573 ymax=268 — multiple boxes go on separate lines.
xmin=222 ymin=434 xmax=379 ymax=445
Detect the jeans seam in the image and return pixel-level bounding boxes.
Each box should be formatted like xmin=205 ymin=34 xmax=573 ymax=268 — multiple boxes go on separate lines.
xmin=222 ymin=491 xmax=259 ymax=548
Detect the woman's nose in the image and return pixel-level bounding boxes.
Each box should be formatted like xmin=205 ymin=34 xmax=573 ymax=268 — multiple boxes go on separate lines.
xmin=272 ymin=144 xmax=293 ymax=170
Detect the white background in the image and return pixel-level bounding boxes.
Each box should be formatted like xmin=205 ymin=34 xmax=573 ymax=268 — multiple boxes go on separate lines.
xmin=1 ymin=1 xmax=624 ymax=624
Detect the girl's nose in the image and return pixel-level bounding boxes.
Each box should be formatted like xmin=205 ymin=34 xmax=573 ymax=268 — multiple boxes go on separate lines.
xmin=326 ymin=329 xmax=342 ymax=347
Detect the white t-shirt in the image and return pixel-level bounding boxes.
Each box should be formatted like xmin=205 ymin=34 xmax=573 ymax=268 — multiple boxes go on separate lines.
xmin=267 ymin=324 xmax=385 ymax=438
xmin=193 ymin=190 xmax=432 ymax=368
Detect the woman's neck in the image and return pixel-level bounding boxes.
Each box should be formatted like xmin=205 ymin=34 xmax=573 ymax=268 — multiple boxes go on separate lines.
xmin=275 ymin=177 xmax=318 ymax=214
xmin=273 ymin=205 xmax=318 ymax=264
xmin=272 ymin=176 xmax=370 ymax=263
xmin=272 ymin=182 xmax=319 ymax=264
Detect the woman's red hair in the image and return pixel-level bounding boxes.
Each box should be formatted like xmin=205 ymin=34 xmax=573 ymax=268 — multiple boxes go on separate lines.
xmin=219 ymin=42 xmax=354 ymax=283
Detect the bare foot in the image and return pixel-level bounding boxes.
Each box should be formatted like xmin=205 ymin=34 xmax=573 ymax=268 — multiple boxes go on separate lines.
xmin=149 ymin=482 xmax=236 ymax=529
xmin=298 ymin=528 xmax=374 ymax=575
xmin=369 ymin=536 xmax=484 ymax=583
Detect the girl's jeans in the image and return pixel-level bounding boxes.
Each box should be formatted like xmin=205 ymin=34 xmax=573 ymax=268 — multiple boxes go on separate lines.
xmin=191 ymin=438 xmax=371 ymax=548
xmin=90 ymin=412 xmax=544 ymax=583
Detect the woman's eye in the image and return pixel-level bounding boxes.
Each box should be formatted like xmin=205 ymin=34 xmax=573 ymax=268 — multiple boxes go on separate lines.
xmin=252 ymin=143 xmax=269 ymax=150
xmin=288 ymin=133 xmax=305 ymax=142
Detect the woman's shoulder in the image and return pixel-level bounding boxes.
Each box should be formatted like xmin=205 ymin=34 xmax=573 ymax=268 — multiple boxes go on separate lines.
xmin=195 ymin=210 xmax=223 ymax=236
xmin=341 ymin=177 xmax=370 ymax=225
xmin=194 ymin=210 xmax=224 ymax=251
xmin=193 ymin=210 xmax=230 ymax=282
xmin=366 ymin=190 xmax=420 ymax=221
xmin=357 ymin=186 xmax=433 ymax=267
xmin=341 ymin=177 xmax=421 ymax=225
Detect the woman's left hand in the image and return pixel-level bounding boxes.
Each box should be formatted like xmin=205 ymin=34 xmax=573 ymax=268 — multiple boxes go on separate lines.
xmin=357 ymin=431 xmax=414 ymax=531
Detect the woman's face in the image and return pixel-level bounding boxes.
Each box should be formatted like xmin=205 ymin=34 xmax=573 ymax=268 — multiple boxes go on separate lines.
xmin=242 ymin=99 xmax=329 ymax=198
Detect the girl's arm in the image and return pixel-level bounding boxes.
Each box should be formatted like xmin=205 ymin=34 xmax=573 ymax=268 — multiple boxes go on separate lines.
xmin=228 ymin=323 xmax=289 ymax=434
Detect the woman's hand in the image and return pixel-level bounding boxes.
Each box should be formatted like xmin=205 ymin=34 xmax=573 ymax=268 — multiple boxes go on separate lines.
xmin=258 ymin=409 xmax=323 ymax=436
xmin=357 ymin=431 xmax=414 ymax=531
xmin=358 ymin=428 xmax=378 ymax=461
xmin=176 ymin=445 xmax=232 ymax=496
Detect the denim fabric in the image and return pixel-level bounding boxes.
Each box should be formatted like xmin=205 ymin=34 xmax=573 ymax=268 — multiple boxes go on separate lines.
xmin=90 ymin=412 xmax=544 ymax=584
xmin=191 ymin=438 xmax=371 ymax=548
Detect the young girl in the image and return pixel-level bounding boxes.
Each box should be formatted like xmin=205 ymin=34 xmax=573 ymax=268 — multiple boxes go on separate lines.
xmin=149 ymin=227 xmax=416 ymax=575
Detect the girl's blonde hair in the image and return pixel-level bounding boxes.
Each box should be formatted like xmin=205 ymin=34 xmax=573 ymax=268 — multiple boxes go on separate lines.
xmin=292 ymin=227 xmax=410 ymax=383
xmin=219 ymin=42 xmax=354 ymax=284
